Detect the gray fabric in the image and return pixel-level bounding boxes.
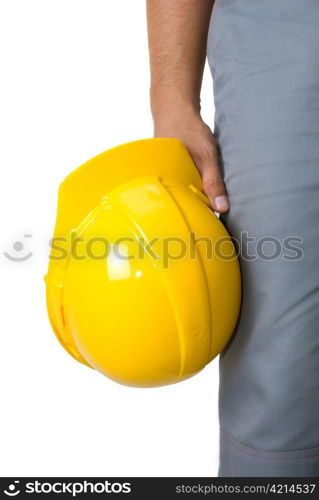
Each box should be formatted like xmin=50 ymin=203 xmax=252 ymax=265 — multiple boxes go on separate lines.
xmin=207 ymin=0 xmax=319 ymax=477
xmin=220 ymin=429 xmax=319 ymax=477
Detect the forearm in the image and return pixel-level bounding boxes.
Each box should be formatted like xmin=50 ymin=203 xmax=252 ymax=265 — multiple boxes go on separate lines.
xmin=146 ymin=0 xmax=214 ymax=119
xmin=146 ymin=0 xmax=229 ymax=213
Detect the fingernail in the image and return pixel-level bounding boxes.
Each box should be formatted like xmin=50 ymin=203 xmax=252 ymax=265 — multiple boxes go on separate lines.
xmin=214 ymin=195 xmax=229 ymax=212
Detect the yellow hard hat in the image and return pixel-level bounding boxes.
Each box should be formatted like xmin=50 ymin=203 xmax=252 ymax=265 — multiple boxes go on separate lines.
xmin=46 ymin=138 xmax=241 ymax=387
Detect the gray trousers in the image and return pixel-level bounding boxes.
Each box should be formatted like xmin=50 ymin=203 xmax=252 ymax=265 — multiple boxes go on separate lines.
xmin=207 ymin=0 xmax=319 ymax=477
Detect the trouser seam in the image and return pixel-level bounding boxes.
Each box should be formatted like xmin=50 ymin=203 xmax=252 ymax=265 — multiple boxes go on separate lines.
xmin=221 ymin=428 xmax=319 ymax=462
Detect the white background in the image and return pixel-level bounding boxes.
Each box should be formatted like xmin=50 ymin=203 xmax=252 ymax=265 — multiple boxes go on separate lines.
xmin=0 ymin=0 xmax=219 ymax=477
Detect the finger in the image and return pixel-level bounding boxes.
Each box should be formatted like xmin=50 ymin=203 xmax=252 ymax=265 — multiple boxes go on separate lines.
xmin=195 ymin=152 xmax=230 ymax=213
xmin=202 ymin=170 xmax=230 ymax=213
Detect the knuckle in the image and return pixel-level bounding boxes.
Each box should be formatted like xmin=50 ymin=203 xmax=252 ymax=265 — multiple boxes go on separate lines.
xmin=203 ymin=176 xmax=224 ymax=190
xmin=193 ymin=146 xmax=218 ymax=164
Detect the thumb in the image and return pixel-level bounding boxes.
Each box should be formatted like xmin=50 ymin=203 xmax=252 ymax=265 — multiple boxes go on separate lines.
xmin=199 ymin=160 xmax=230 ymax=214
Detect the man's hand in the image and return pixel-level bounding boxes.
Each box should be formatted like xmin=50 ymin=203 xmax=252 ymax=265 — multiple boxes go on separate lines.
xmin=154 ymin=108 xmax=229 ymax=213
xmin=147 ymin=0 xmax=230 ymax=213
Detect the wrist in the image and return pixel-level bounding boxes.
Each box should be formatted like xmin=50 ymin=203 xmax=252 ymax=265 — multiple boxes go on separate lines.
xmin=151 ymin=101 xmax=202 ymax=132
xmin=153 ymin=110 xmax=205 ymax=139
xmin=150 ymin=89 xmax=201 ymax=121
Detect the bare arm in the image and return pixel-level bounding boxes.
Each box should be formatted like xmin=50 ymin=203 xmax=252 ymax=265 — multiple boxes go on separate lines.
xmin=147 ymin=0 xmax=229 ymax=213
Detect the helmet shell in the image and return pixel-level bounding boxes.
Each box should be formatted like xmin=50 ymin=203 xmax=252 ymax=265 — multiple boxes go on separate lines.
xmin=46 ymin=139 xmax=241 ymax=387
